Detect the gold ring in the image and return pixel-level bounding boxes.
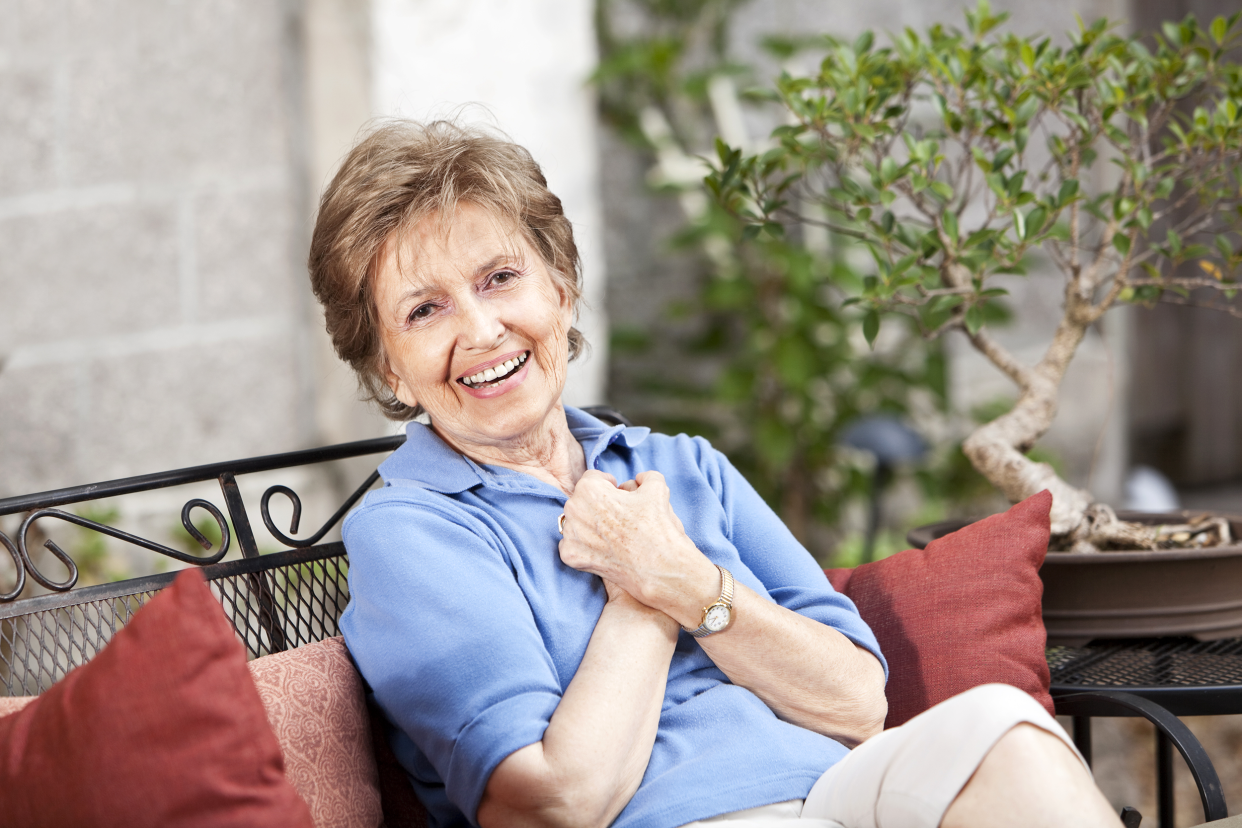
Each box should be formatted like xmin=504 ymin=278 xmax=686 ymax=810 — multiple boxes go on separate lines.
xmin=557 ymin=513 xmax=567 ymax=534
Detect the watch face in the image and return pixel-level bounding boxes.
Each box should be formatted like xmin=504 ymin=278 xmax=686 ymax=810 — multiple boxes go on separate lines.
xmin=704 ymin=604 xmax=731 ymax=632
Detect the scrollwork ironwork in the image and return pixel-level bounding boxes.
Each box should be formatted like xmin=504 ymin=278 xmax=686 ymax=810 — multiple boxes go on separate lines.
xmin=1 ymin=499 xmax=232 ymax=599
xmin=260 ymin=470 xmax=380 ymax=548
xmin=0 ymin=431 xmax=409 ymax=604
xmin=0 ymin=531 xmax=24 ymax=602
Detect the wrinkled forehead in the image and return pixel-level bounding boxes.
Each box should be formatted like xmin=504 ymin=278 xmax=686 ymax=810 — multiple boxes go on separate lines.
xmin=377 ymin=202 xmax=535 ymax=287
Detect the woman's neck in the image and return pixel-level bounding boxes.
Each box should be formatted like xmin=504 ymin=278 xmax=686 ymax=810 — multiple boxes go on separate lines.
xmin=433 ymin=405 xmax=588 ymax=495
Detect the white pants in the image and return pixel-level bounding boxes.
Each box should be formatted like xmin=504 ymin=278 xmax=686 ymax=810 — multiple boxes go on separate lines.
xmin=677 ymin=684 xmax=1085 ymax=828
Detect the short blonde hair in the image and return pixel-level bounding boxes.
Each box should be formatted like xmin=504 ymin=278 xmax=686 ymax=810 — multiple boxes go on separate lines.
xmin=308 ymin=120 xmax=585 ymax=420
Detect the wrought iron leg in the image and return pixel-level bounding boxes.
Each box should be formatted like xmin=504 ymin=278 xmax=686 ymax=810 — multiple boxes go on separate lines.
xmin=1072 ymin=715 xmax=1093 ymax=767
xmin=1157 ymin=729 xmax=1173 ymax=828
xmin=1054 ymin=691 xmax=1226 ymax=823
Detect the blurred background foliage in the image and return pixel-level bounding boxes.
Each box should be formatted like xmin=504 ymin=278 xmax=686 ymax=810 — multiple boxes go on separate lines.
xmin=594 ymin=0 xmax=1008 ymax=564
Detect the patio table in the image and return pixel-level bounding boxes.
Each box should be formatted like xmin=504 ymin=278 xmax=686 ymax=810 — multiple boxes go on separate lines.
xmin=1049 ymin=637 xmax=1242 ymax=826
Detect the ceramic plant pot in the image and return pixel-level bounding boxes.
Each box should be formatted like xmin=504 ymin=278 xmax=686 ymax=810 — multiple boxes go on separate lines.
xmin=907 ymin=513 xmax=1242 ymax=646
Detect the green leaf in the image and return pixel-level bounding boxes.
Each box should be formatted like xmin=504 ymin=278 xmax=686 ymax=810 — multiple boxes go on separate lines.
xmin=1025 ymin=207 xmax=1046 ymax=239
xmin=943 ymin=212 xmax=959 ymax=245
xmin=863 ymin=309 xmax=880 ymax=348
xmin=1014 ymin=127 xmax=1030 ymax=153
xmin=880 ymin=157 xmax=899 ymax=184
xmin=1211 ymin=16 xmax=1228 ymax=45
xmin=1057 ymin=179 xmax=1080 ymax=205
xmin=965 ymin=304 xmax=984 ymax=335
xmin=1020 ymin=41 xmax=1035 ymax=68
xmin=1113 ymin=233 xmax=1131 ymax=255
xmin=854 ymin=30 xmax=874 ymax=54
xmin=1167 ymin=228 xmax=1182 ymax=256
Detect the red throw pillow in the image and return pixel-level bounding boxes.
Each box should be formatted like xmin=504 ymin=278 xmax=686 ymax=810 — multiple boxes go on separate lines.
xmin=0 ymin=569 xmax=315 ymax=828
xmin=826 ymin=490 xmax=1054 ymax=729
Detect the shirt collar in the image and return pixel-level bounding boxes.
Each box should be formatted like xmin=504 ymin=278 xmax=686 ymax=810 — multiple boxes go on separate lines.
xmin=377 ymin=406 xmax=650 ymax=494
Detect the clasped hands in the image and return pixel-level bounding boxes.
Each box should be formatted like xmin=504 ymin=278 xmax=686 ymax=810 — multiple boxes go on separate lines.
xmin=557 ymin=470 xmax=718 ymax=630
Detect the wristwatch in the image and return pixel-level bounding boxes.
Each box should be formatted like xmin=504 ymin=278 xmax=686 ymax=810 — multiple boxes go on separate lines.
xmin=686 ymin=564 xmax=736 ymax=638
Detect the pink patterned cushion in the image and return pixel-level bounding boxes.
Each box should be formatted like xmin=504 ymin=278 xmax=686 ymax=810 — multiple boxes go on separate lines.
xmin=248 ymin=637 xmax=383 ymax=828
xmin=0 ymin=697 xmax=33 ymax=718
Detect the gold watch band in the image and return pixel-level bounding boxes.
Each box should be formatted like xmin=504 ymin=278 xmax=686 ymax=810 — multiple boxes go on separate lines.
xmin=687 ymin=564 xmax=735 ymax=638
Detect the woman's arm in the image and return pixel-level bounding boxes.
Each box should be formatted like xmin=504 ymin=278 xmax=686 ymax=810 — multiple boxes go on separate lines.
xmin=559 ymin=470 xmax=887 ymax=747
xmin=692 ymin=570 xmax=887 ymax=746
xmin=477 ymin=587 xmax=679 ymax=828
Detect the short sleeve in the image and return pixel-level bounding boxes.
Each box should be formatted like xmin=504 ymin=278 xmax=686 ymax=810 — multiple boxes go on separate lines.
xmin=709 ymin=447 xmax=888 ymax=679
xmin=339 ymin=492 xmax=564 ymax=823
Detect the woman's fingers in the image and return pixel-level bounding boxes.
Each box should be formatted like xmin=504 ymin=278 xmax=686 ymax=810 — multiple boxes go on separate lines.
xmin=560 ymin=466 xmax=705 ymax=618
xmin=632 ymin=469 xmax=665 ymax=488
xmin=576 ymin=469 xmax=619 ymax=489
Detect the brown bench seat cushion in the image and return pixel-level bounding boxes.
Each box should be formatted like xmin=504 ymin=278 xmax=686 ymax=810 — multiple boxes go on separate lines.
xmin=249 ymin=636 xmax=384 ymax=828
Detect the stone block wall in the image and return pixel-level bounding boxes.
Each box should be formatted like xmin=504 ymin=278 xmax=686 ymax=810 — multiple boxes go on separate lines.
xmin=0 ymin=0 xmax=314 ymax=499
xmin=0 ymin=0 xmax=607 ymax=584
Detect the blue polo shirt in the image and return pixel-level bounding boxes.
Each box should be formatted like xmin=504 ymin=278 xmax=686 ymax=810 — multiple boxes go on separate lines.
xmin=340 ymin=407 xmax=886 ymax=828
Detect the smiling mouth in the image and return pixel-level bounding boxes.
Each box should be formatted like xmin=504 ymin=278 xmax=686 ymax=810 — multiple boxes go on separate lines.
xmin=459 ymin=352 xmax=529 ymax=389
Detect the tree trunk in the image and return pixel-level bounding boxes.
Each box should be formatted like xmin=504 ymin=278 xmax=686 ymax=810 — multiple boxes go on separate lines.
xmin=961 ymin=290 xmax=1095 ymax=540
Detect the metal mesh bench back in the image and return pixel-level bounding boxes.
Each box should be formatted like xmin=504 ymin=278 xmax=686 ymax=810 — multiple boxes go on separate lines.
xmin=0 ymin=407 xmax=631 ymax=698
xmin=0 ymin=545 xmax=349 ymax=697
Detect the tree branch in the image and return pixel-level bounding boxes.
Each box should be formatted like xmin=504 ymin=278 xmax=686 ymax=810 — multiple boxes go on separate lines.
xmin=967 ymin=327 xmax=1034 ymax=389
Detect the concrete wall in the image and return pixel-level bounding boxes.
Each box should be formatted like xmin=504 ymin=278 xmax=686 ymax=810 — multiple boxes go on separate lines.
xmin=0 ymin=0 xmax=605 ymax=585
xmin=0 ymin=0 xmax=314 ymax=499
xmin=0 ymin=0 xmax=608 ymax=499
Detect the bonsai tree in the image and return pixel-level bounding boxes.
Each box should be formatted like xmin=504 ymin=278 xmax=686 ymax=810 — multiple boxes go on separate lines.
xmin=707 ymin=4 xmax=1242 ymax=550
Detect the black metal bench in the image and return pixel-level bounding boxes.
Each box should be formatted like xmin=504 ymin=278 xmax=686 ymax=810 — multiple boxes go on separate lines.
xmin=0 ymin=433 xmax=403 ymax=694
xmin=0 ymin=408 xmax=1229 ymax=826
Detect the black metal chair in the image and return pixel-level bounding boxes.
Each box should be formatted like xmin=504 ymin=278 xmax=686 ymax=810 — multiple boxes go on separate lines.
xmin=0 ymin=406 xmax=1225 ymax=826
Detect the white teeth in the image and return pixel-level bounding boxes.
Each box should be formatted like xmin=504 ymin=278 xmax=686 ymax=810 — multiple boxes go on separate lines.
xmin=463 ymin=352 xmax=528 ymax=387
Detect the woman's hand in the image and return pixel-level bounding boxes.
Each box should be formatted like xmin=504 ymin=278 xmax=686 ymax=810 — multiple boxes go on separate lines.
xmin=560 ymin=469 xmax=886 ymax=746
xmin=558 ymin=470 xmax=717 ymax=627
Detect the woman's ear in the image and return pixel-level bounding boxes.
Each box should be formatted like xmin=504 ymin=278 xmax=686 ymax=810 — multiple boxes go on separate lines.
xmin=555 ymin=275 xmax=575 ymax=329
xmin=384 ymin=362 xmax=417 ymax=409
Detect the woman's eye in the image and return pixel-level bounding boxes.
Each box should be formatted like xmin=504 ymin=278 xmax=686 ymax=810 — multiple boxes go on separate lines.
xmin=408 ymin=303 xmax=436 ymax=322
xmin=489 ymin=270 xmax=517 ymax=287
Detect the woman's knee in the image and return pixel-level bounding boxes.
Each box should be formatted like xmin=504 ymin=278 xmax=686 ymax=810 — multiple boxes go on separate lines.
xmin=950 ymin=683 xmax=1048 ymax=715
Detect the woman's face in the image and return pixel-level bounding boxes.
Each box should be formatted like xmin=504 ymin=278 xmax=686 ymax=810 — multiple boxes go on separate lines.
xmin=373 ymin=202 xmax=575 ymax=453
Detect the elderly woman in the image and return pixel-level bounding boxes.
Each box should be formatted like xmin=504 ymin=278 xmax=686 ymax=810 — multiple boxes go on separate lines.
xmin=310 ymin=121 xmax=1119 ymax=828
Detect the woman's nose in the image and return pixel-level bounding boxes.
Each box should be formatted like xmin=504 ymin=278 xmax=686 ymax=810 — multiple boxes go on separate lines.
xmin=457 ymin=297 xmax=505 ymax=350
